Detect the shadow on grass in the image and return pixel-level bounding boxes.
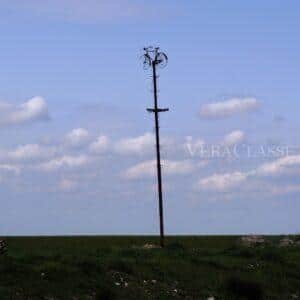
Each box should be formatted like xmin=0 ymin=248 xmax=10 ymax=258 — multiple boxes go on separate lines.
xmin=226 ymin=276 xmax=264 ymax=300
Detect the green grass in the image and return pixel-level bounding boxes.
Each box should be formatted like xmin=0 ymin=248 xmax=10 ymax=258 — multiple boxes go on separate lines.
xmin=0 ymin=236 xmax=299 ymax=299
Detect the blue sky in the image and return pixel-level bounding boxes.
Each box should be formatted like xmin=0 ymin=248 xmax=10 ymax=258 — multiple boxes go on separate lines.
xmin=1 ymin=1 xmax=300 ymax=235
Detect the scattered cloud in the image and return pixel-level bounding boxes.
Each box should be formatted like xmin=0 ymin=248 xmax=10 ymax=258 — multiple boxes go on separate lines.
xmin=184 ymin=136 xmax=205 ymax=156
xmin=123 ymin=159 xmax=206 ymax=180
xmin=0 ymin=96 xmax=49 ymax=128
xmin=163 ymin=160 xmax=207 ymax=175
xmin=6 ymin=144 xmax=56 ymax=161
xmin=196 ymin=154 xmax=300 ymax=193
xmin=89 ymin=135 xmax=110 ymax=154
xmin=223 ymin=130 xmax=245 ymax=146
xmin=115 ymin=132 xmax=154 ymax=155
xmin=196 ymin=172 xmax=248 ymax=191
xmin=123 ymin=160 xmax=155 ymax=179
xmin=65 ymin=128 xmax=90 ymax=148
xmin=256 ymin=155 xmax=300 ymax=177
xmin=38 ymin=155 xmax=90 ymax=172
xmin=200 ymin=97 xmax=260 ymax=119
xmin=0 ymin=164 xmax=21 ymax=175
xmin=114 ymin=132 xmax=176 ymax=156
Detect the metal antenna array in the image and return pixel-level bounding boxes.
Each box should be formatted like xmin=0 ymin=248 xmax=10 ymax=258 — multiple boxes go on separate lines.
xmin=141 ymin=46 xmax=169 ymax=247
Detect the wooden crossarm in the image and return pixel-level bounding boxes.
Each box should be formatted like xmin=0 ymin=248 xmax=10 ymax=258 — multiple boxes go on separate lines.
xmin=147 ymin=108 xmax=169 ymax=113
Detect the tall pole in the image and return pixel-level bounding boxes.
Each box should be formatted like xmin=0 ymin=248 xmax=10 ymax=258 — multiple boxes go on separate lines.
xmin=142 ymin=47 xmax=168 ymax=248
xmin=152 ymin=61 xmax=165 ymax=248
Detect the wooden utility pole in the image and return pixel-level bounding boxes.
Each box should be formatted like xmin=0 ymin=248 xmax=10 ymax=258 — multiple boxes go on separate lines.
xmin=142 ymin=46 xmax=168 ymax=247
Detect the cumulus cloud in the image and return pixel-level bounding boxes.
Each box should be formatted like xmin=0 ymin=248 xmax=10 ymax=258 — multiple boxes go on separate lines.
xmin=184 ymin=136 xmax=205 ymax=156
xmin=256 ymin=155 xmax=300 ymax=177
xmin=197 ymin=172 xmax=248 ymax=191
xmin=223 ymin=130 xmax=245 ymax=146
xmin=38 ymin=155 xmax=90 ymax=172
xmin=123 ymin=159 xmax=206 ymax=180
xmin=200 ymin=97 xmax=260 ymax=119
xmin=65 ymin=128 xmax=90 ymax=148
xmin=0 ymin=96 xmax=49 ymax=127
xmin=114 ymin=132 xmax=175 ymax=156
xmin=89 ymin=135 xmax=110 ymax=154
xmin=6 ymin=144 xmax=56 ymax=161
xmin=115 ymin=132 xmax=154 ymax=155
xmin=196 ymin=154 xmax=300 ymax=193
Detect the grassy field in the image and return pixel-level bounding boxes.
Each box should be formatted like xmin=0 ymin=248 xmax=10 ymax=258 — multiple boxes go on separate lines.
xmin=0 ymin=235 xmax=299 ymax=299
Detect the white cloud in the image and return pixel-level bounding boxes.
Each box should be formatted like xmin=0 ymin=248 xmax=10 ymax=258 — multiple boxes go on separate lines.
xmin=89 ymin=135 xmax=110 ymax=154
xmin=0 ymin=96 xmax=49 ymax=127
xmin=223 ymin=130 xmax=245 ymax=146
xmin=7 ymin=144 xmax=56 ymax=161
xmin=114 ymin=132 xmax=177 ymax=156
xmin=184 ymin=136 xmax=205 ymax=156
xmin=115 ymin=132 xmax=154 ymax=155
xmin=123 ymin=160 xmax=155 ymax=179
xmin=200 ymin=97 xmax=260 ymax=119
xmin=65 ymin=128 xmax=90 ymax=148
xmin=0 ymin=164 xmax=21 ymax=175
xmin=163 ymin=160 xmax=207 ymax=175
xmin=38 ymin=155 xmax=90 ymax=172
xmin=256 ymin=155 xmax=300 ymax=177
xmin=197 ymin=172 xmax=248 ymax=191
xmin=123 ymin=159 xmax=206 ymax=179
xmin=196 ymin=154 xmax=300 ymax=193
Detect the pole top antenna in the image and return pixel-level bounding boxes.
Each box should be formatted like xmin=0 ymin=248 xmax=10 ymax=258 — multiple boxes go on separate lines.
xmin=141 ymin=46 xmax=168 ymax=70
